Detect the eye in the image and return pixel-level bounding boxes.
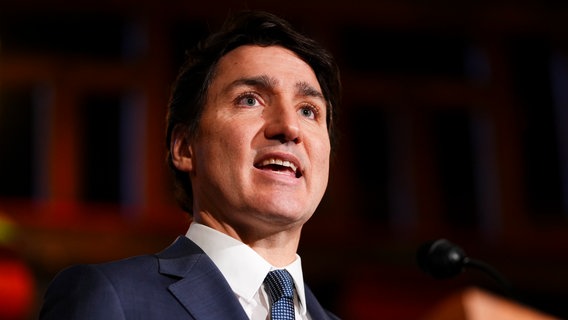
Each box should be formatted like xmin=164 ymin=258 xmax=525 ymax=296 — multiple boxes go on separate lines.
xmin=235 ymin=92 xmax=261 ymax=108
xmin=299 ymin=105 xmax=318 ymax=120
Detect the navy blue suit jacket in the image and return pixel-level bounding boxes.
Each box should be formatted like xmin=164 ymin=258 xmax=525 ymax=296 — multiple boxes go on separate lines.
xmin=40 ymin=236 xmax=340 ymax=320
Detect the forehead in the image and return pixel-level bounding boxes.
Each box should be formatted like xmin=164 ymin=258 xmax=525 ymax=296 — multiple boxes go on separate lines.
xmin=213 ymin=45 xmax=321 ymax=90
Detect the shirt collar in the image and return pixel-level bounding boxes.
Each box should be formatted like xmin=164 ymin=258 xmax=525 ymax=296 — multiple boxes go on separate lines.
xmin=186 ymin=222 xmax=307 ymax=313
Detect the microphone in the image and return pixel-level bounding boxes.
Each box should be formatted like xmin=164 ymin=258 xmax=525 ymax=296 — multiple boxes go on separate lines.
xmin=416 ymin=238 xmax=513 ymax=297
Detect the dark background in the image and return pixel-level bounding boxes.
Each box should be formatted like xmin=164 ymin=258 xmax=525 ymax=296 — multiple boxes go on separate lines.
xmin=1 ymin=0 xmax=568 ymax=319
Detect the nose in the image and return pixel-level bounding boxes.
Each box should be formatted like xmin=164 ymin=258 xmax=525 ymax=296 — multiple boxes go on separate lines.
xmin=264 ymin=103 xmax=301 ymax=144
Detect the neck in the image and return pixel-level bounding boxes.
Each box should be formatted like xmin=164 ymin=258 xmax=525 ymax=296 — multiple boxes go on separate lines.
xmin=194 ymin=211 xmax=303 ymax=267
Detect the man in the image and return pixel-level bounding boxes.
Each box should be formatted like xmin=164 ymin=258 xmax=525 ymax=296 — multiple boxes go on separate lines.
xmin=40 ymin=10 xmax=341 ymax=320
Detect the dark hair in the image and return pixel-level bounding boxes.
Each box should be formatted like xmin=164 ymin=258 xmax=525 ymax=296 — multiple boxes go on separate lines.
xmin=165 ymin=10 xmax=342 ymax=213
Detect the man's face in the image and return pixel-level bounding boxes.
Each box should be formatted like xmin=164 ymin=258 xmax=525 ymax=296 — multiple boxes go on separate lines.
xmin=188 ymin=45 xmax=331 ymax=234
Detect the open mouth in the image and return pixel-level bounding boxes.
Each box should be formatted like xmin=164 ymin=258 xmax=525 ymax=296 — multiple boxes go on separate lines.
xmin=255 ymin=158 xmax=302 ymax=178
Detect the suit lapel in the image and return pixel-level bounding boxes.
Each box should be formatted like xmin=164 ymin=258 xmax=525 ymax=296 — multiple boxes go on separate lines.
xmin=157 ymin=236 xmax=249 ymax=320
xmin=157 ymin=236 xmax=339 ymax=320
xmin=305 ymin=285 xmax=340 ymax=320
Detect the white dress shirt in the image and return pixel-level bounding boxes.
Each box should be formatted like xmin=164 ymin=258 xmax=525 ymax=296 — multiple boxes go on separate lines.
xmin=186 ymin=222 xmax=310 ymax=320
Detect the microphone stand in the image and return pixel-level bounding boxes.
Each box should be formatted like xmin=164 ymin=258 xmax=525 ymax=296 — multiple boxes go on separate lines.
xmin=463 ymin=256 xmax=513 ymax=299
xmin=417 ymin=238 xmax=515 ymax=299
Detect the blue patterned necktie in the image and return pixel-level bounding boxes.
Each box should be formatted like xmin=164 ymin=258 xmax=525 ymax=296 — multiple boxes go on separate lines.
xmin=264 ymin=269 xmax=296 ymax=320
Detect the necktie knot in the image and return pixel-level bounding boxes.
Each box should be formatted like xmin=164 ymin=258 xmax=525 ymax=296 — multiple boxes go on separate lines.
xmin=264 ymin=269 xmax=295 ymax=320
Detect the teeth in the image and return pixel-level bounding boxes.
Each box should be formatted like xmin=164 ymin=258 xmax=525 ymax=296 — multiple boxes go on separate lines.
xmin=261 ymin=158 xmax=298 ymax=173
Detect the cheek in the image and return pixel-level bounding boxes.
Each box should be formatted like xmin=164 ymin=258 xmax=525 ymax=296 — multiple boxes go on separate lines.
xmin=199 ymin=126 xmax=250 ymax=168
xmin=311 ymin=138 xmax=331 ymax=179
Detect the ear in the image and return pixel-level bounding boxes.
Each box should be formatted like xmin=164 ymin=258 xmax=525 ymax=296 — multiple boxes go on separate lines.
xmin=170 ymin=125 xmax=193 ymax=172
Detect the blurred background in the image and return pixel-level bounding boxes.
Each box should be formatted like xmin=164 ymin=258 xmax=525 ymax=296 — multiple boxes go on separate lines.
xmin=1 ymin=0 xmax=568 ymax=319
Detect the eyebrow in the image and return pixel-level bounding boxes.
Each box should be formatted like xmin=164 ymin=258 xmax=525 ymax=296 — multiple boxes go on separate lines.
xmin=225 ymin=75 xmax=324 ymax=101
xmin=296 ymin=81 xmax=324 ymax=101
xmin=224 ymin=75 xmax=277 ymax=94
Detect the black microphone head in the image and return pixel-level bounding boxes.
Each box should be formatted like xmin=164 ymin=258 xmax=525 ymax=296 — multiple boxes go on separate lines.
xmin=416 ymin=238 xmax=467 ymax=279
